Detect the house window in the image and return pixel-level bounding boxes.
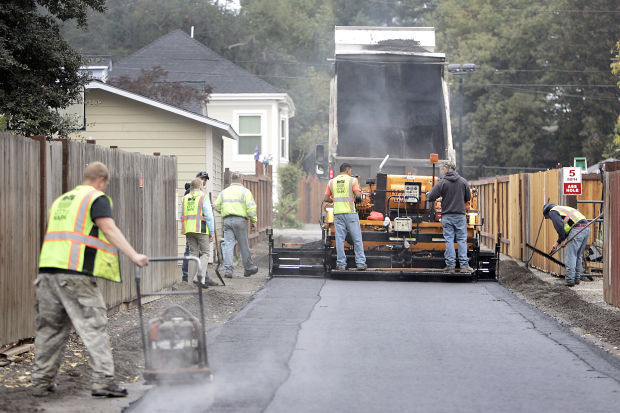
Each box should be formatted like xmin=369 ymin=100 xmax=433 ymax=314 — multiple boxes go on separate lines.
xmin=280 ymin=118 xmax=288 ymax=160
xmin=238 ymin=115 xmax=261 ymax=155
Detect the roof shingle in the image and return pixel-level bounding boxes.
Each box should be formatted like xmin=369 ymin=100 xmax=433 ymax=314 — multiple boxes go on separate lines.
xmin=111 ymin=30 xmax=281 ymax=102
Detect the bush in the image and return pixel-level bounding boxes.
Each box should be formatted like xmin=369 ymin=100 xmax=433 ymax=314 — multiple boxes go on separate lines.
xmin=273 ymin=163 xmax=304 ymax=228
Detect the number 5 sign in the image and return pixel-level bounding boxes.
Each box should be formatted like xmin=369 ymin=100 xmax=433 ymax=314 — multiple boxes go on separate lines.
xmin=563 ymin=167 xmax=582 ymax=195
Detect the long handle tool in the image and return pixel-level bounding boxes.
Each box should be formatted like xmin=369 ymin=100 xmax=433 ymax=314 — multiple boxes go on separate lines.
xmin=525 ymin=243 xmax=566 ymax=267
xmin=209 ymin=192 xmax=226 ymax=286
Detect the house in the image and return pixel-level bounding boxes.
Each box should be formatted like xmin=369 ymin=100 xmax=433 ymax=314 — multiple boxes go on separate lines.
xmin=71 ymin=80 xmax=239 ymax=255
xmin=110 ymin=29 xmax=295 ymax=203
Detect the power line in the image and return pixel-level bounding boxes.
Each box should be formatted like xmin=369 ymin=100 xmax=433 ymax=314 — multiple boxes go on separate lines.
xmin=496 ymin=85 xmax=619 ymax=102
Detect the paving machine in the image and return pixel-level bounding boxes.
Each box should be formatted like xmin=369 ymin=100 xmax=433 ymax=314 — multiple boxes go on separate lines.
xmin=269 ymin=156 xmax=499 ymax=281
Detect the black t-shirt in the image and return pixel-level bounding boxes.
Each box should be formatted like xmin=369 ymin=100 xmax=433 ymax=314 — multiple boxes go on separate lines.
xmin=91 ymin=196 xmax=113 ymax=220
xmin=40 ymin=195 xmax=113 ymax=275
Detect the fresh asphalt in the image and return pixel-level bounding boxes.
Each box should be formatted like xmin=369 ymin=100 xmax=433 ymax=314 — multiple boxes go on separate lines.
xmin=129 ymin=277 xmax=620 ymax=413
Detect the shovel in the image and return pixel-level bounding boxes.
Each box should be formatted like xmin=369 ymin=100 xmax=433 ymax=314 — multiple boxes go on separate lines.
xmin=209 ymin=192 xmax=225 ymax=286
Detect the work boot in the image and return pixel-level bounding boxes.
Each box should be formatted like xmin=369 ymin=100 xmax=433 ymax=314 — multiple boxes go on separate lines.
xmin=335 ymin=266 xmax=346 ymax=271
xmin=92 ymin=383 xmax=128 ymax=398
xmin=459 ymin=265 xmax=474 ymax=274
xmin=442 ymin=267 xmax=456 ymax=274
xmin=244 ymin=265 xmax=259 ymax=277
xmin=565 ymin=281 xmax=575 ymax=287
xmin=204 ymin=279 xmax=220 ymax=287
xmin=356 ymin=264 xmax=367 ymax=271
xmin=32 ymin=382 xmax=58 ymax=397
xmin=574 ymin=278 xmax=581 ymax=285
xmin=192 ymin=278 xmax=209 ymax=288
xmin=224 ymin=271 xmax=233 ymax=278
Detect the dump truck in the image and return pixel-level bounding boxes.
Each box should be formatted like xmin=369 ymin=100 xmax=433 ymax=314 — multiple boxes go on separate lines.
xmin=269 ymin=26 xmax=499 ymax=281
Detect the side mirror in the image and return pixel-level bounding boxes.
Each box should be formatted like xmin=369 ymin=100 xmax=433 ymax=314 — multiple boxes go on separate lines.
xmin=315 ymin=144 xmax=327 ymax=176
xmin=316 ymin=144 xmax=325 ymax=163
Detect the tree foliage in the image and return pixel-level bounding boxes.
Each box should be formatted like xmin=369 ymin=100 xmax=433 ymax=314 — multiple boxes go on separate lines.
xmin=273 ymin=163 xmax=304 ymax=228
xmin=0 ymin=0 xmax=105 ymax=137
xmin=56 ymin=0 xmax=618 ymax=176
xmin=432 ymin=0 xmax=619 ymax=176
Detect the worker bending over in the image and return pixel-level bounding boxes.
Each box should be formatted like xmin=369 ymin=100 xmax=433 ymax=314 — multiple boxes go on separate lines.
xmin=33 ymin=162 xmax=148 ymax=398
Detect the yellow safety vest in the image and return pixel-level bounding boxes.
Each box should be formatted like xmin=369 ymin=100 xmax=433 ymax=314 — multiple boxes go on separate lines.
xmin=214 ymin=183 xmax=257 ymax=223
xmin=39 ymin=185 xmax=121 ymax=282
xmin=181 ymin=190 xmax=209 ymax=235
xmin=329 ymin=174 xmax=357 ymax=214
xmin=551 ymin=205 xmax=587 ymax=234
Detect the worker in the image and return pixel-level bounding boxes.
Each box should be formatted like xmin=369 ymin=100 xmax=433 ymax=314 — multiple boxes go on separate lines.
xmin=543 ymin=203 xmax=590 ymax=287
xmin=426 ymin=160 xmax=472 ymax=273
xmin=181 ymin=177 xmax=218 ymax=287
xmin=323 ymin=163 xmax=367 ymax=271
xmin=33 ymin=162 xmax=149 ymax=398
xmin=214 ymin=172 xmax=259 ymax=278
xmin=182 ymin=171 xmax=210 ymax=282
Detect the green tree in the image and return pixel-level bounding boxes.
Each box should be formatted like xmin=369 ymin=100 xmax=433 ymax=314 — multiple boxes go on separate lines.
xmin=273 ymin=163 xmax=304 ymax=228
xmin=0 ymin=0 xmax=106 ymax=137
xmin=604 ymin=41 xmax=620 ymax=158
xmin=431 ymin=0 xmax=619 ymax=177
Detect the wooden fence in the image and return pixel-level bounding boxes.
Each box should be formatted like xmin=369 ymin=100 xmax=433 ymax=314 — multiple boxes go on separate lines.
xmin=0 ymin=133 xmax=177 ymax=346
xmin=603 ymin=162 xmax=620 ymax=307
xmin=470 ymin=166 xmax=619 ymax=307
xmin=297 ymin=175 xmax=327 ymax=224
xmin=224 ymin=161 xmax=272 ymax=248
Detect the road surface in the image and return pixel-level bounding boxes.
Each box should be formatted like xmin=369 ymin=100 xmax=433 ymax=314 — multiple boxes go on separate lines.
xmin=129 ymin=277 xmax=620 ymax=412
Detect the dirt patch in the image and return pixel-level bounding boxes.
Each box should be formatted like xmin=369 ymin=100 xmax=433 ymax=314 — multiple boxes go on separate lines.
xmin=499 ymin=258 xmax=620 ymax=356
xmin=0 ymin=241 xmax=270 ymax=412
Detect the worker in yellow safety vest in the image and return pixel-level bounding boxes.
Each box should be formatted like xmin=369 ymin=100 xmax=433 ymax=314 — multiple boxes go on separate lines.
xmin=214 ymin=172 xmax=259 ymax=278
xmin=543 ymin=203 xmax=590 ymax=287
xmin=181 ymin=177 xmax=218 ymax=287
xmin=323 ymin=163 xmax=366 ymax=271
xmin=33 ymin=162 xmax=148 ymax=398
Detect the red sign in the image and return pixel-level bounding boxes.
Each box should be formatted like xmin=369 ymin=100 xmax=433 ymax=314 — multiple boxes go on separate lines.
xmin=563 ymin=182 xmax=582 ymax=195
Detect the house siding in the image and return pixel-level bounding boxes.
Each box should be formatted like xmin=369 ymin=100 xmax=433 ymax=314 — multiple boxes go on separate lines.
xmin=73 ymin=88 xmax=225 ymax=260
xmin=208 ymin=100 xmax=286 ymax=203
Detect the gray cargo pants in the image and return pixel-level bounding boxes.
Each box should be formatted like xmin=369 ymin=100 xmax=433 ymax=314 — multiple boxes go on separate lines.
xmin=222 ymin=215 xmax=255 ymax=272
xmin=32 ymin=272 xmax=115 ymax=389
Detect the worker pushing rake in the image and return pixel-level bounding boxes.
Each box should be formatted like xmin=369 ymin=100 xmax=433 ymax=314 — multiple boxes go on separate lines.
xmin=526 ymin=203 xmax=602 ymax=286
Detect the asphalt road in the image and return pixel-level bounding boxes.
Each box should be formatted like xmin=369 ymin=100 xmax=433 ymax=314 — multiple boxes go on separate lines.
xmin=129 ymin=277 xmax=620 ymax=413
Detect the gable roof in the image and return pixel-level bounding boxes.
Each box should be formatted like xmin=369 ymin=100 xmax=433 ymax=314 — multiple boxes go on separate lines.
xmin=111 ymin=30 xmax=281 ymax=97
xmin=86 ymin=81 xmax=238 ymax=140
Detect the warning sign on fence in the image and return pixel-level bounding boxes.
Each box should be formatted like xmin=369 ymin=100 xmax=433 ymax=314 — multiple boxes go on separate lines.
xmin=563 ymin=167 xmax=582 ymax=195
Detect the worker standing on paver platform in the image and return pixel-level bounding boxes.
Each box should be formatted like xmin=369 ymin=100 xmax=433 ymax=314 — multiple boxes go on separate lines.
xmin=543 ymin=203 xmax=590 ymax=287
xmin=426 ymin=160 xmax=472 ymax=273
xmin=33 ymin=161 xmax=148 ymax=398
xmin=323 ymin=163 xmax=367 ymax=271
xmin=214 ymin=172 xmax=259 ymax=278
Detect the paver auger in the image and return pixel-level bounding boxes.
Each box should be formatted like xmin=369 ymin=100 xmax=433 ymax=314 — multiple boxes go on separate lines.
xmin=269 ymin=159 xmax=499 ymax=282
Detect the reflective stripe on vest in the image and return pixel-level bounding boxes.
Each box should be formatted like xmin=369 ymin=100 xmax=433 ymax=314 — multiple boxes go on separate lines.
xmin=39 ymin=185 xmax=120 ymax=282
xmin=551 ymin=206 xmax=587 ymax=234
xmin=330 ymin=174 xmax=356 ymax=214
xmin=181 ymin=192 xmax=209 ymax=234
xmin=219 ymin=185 xmax=251 ymax=219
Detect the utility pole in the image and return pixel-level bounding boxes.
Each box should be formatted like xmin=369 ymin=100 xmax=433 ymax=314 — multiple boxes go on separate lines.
xmin=447 ymin=63 xmax=476 ymax=175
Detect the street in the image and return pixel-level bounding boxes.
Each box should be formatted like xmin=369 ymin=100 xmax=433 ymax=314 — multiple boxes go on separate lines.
xmin=130 ymin=277 xmax=620 ymax=412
